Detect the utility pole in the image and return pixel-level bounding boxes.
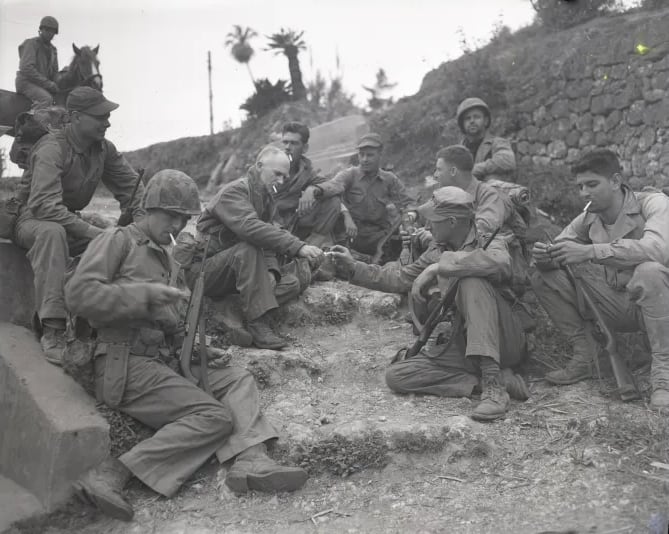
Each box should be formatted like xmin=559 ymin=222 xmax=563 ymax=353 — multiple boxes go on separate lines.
xmin=207 ymin=51 xmax=213 ymax=135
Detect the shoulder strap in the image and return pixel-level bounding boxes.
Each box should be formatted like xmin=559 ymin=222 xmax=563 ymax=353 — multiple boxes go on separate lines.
xmin=55 ymin=133 xmax=75 ymax=177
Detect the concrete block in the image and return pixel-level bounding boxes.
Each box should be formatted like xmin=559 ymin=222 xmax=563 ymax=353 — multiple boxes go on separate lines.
xmin=0 ymin=474 xmax=44 ymax=531
xmin=0 ymin=322 xmax=109 ymax=511
xmin=0 ymin=240 xmax=35 ymax=327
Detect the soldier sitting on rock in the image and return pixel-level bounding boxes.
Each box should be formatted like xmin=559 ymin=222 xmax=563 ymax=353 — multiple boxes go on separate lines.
xmin=310 ymin=133 xmax=415 ymax=260
xmin=178 ymin=145 xmax=323 ymax=350
xmin=531 ymin=149 xmax=669 ymax=410
xmin=330 ymin=187 xmax=529 ymax=422
xmin=65 ymin=170 xmax=308 ymax=522
xmin=456 ymin=97 xmax=516 ymax=183
xmin=274 ymin=121 xmax=341 ymax=248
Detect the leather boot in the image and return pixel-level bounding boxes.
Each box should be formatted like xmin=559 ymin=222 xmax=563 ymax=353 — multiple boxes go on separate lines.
xmin=225 ymin=444 xmax=308 ymax=493
xmin=74 ymin=457 xmax=133 ymax=521
xmin=642 ymin=316 xmax=669 ymax=410
xmin=472 ymin=361 xmax=510 ymax=422
xmin=545 ymin=329 xmax=596 ymax=385
xmin=40 ymin=326 xmax=66 ymax=366
xmin=501 ymin=368 xmax=530 ymax=401
xmin=213 ymin=295 xmax=253 ymax=347
xmin=247 ymin=315 xmax=287 ymax=350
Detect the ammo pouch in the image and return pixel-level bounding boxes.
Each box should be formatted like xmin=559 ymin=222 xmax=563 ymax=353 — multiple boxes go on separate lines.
xmin=0 ymin=198 xmax=21 ymax=240
xmin=95 ymin=327 xmax=165 ymax=408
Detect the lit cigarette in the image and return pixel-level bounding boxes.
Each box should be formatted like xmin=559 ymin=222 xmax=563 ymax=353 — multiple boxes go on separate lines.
xmin=272 ymin=185 xmax=278 ymax=194
xmin=583 ymin=201 xmax=592 ymax=213
xmin=169 ymin=233 xmax=177 ymax=246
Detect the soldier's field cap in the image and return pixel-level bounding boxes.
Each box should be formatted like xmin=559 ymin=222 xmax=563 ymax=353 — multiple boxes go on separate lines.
xmin=356 ymin=132 xmax=383 ymax=149
xmin=66 ymin=87 xmax=119 ymax=115
xmin=417 ymin=186 xmax=474 ymax=222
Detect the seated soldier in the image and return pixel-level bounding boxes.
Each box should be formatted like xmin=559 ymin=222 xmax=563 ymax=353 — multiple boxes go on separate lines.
xmin=182 ymin=145 xmax=323 ymax=350
xmin=65 ymin=170 xmax=308 ymax=521
xmin=531 ymin=149 xmax=669 ymax=410
xmin=274 ymin=121 xmax=341 ymax=247
xmin=330 ymin=187 xmax=529 ymax=422
xmin=311 ymin=133 xmax=415 ymax=259
xmin=456 ymin=97 xmax=516 ymax=183
xmin=15 ymin=16 xmax=60 ymax=108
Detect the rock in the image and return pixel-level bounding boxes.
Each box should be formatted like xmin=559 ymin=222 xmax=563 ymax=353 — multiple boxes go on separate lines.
xmin=445 ymin=415 xmax=474 ymax=438
xmin=547 ymin=140 xmax=567 ymax=159
xmin=626 ymin=100 xmax=645 ymax=126
xmin=565 ymin=130 xmax=580 ymax=148
xmin=358 ymin=292 xmax=401 ymax=318
xmin=592 ymin=115 xmax=606 ymax=133
xmin=638 ymin=128 xmax=656 ymax=152
xmin=643 ymin=89 xmax=665 ymax=103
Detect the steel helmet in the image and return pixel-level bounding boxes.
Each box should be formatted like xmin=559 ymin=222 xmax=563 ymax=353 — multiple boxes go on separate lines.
xmin=39 ymin=16 xmax=59 ymax=34
xmin=142 ymin=169 xmax=201 ymax=216
xmin=456 ymin=97 xmax=491 ymax=132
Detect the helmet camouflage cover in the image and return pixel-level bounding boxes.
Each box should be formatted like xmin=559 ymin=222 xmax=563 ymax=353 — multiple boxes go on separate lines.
xmin=142 ymin=169 xmax=201 ymax=216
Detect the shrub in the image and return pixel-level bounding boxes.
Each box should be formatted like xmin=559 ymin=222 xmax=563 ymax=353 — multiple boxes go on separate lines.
xmin=530 ymin=0 xmax=618 ymax=30
xmin=240 ymin=78 xmax=291 ymax=119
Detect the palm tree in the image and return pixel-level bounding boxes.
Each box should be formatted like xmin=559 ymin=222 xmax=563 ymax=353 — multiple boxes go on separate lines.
xmin=225 ymin=25 xmax=257 ymax=84
xmin=266 ymin=28 xmax=307 ymax=101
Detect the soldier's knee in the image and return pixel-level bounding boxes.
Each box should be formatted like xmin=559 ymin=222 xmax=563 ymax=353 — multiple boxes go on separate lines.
xmin=34 ymin=222 xmax=67 ymax=246
xmin=207 ymin=403 xmax=234 ymax=436
xmin=629 ymin=262 xmax=669 ymax=297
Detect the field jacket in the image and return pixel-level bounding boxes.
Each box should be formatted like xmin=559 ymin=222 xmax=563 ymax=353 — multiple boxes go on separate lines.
xmin=464 ymin=133 xmax=516 ymax=183
xmin=16 ymin=36 xmax=59 ymax=89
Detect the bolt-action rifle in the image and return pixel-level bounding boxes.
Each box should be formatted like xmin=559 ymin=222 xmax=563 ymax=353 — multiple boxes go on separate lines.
xmin=180 ymin=235 xmax=212 ymax=393
xmin=117 ymin=168 xmax=145 ymax=227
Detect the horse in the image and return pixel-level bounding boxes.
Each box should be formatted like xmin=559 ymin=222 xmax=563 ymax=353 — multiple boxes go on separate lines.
xmin=0 ymin=43 xmax=103 ymax=134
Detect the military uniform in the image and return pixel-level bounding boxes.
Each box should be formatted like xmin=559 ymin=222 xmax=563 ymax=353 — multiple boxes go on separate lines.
xmin=463 ymin=133 xmax=516 ymax=183
xmin=532 ymin=186 xmax=669 ymax=401
xmin=316 ymin=165 xmax=414 ymax=255
xmin=273 ymin=155 xmax=340 ymax=247
xmin=193 ymin=166 xmax=307 ymax=321
xmin=16 ymin=35 xmax=59 ymax=108
xmin=14 ymin=123 xmax=142 ymax=324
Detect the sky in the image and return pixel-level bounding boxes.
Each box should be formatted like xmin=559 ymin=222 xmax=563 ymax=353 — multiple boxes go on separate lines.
xmin=0 ymin=0 xmax=536 ymax=174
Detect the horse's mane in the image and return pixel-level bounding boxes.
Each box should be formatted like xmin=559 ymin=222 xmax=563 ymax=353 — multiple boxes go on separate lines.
xmin=58 ymin=44 xmax=102 ymax=92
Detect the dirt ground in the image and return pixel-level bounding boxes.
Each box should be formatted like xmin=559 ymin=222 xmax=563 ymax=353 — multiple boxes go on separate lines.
xmin=6 ymin=201 xmax=669 ymax=534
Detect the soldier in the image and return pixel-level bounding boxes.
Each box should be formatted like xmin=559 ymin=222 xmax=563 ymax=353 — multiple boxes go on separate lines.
xmin=183 ymin=145 xmax=323 ymax=350
xmin=311 ymin=133 xmax=415 ymax=257
xmin=65 ymin=170 xmax=308 ymax=521
xmin=13 ymin=87 xmax=143 ymax=365
xmin=16 ymin=16 xmax=60 ymax=108
xmin=330 ymin=187 xmax=529 ymax=421
xmin=531 ymin=149 xmax=669 ymax=410
xmin=456 ymin=97 xmax=516 ymax=183
xmin=274 ymin=121 xmax=341 ymax=247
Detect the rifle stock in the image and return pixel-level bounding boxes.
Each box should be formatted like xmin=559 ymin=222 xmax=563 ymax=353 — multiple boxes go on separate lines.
xmin=180 ymin=235 xmax=212 ymax=393
xmin=404 ymin=227 xmax=500 ymax=359
xmin=118 ymin=168 xmax=145 ymax=227
xmin=563 ymin=264 xmax=640 ymax=401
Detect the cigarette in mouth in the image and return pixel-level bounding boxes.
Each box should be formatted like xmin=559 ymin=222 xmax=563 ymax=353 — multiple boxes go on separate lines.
xmin=272 ymin=185 xmax=278 ymax=194
xmin=583 ymin=201 xmax=592 ymax=213
xmin=169 ymin=233 xmax=177 ymax=246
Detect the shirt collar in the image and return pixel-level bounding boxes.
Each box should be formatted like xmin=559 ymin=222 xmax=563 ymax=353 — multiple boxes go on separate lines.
xmin=127 ymin=223 xmax=169 ymax=254
xmin=65 ymin=124 xmax=102 ymax=154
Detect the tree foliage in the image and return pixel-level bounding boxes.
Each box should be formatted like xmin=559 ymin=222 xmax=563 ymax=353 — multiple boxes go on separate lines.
xmin=307 ymin=71 xmax=358 ymax=120
xmin=266 ymin=28 xmax=308 ymax=100
xmin=225 ymin=25 xmax=257 ymax=83
xmin=363 ymin=68 xmax=397 ymax=111
xmin=240 ymin=78 xmax=291 ymax=118
xmin=529 ymin=0 xmax=618 ymax=30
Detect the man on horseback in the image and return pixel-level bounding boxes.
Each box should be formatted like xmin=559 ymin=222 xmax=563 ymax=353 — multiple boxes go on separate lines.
xmin=13 ymin=87 xmax=144 ymax=365
xmin=15 ymin=16 xmax=60 ymax=109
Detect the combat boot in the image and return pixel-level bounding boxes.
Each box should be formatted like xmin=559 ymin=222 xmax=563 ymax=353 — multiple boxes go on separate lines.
xmin=501 ymin=368 xmax=530 ymax=401
xmin=40 ymin=326 xmax=66 ymax=366
xmin=213 ymin=295 xmax=253 ymax=347
xmin=247 ymin=315 xmax=287 ymax=350
xmin=471 ymin=372 xmax=510 ymax=422
xmin=74 ymin=457 xmax=133 ymax=521
xmin=643 ymin=316 xmax=669 ymax=411
xmin=545 ymin=331 xmax=597 ymax=385
xmin=225 ymin=444 xmax=308 ymax=493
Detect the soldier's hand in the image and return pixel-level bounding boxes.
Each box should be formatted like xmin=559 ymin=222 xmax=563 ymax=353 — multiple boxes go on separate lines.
xmin=531 ymin=242 xmax=552 ymax=264
xmin=399 ymin=229 xmax=413 ymax=247
xmin=411 ymin=263 xmax=439 ymax=307
xmin=343 ymin=213 xmax=358 ymax=240
xmin=416 ymin=227 xmax=433 ymax=248
xmin=297 ymin=187 xmax=317 ymax=215
xmin=472 ymin=162 xmax=486 ymax=179
xmin=547 ymin=242 xmax=595 ymax=265
xmin=297 ymin=244 xmax=323 ymax=264
xmin=150 ymin=285 xmax=189 ymax=306
xmin=46 ymin=81 xmax=59 ymax=94
xmin=328 ymin=245 xmax=355 ymax=274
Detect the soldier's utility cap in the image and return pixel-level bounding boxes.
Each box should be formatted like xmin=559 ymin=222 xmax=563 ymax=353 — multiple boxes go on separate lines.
xmin=143 ymin=169 xmax=201 ymax=216
xmin=417 ymin=186 xmax=474 ymax=222
xmin=66 ymin=87 xmax=119 ymax=115
xmin=40 ymin=16 xmax=59 ymax=33
xmin=356 ymin=133 xmax=383 ymax=149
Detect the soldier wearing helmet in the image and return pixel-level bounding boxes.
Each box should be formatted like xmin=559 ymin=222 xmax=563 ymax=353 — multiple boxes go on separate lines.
xmin=13 ymin=87 xmax=143 ymax=365
xmin=64 ymin=169 xmax=308 ymax=521
xmin=456 ymin=97 xmax=516 ymax=183
xmin=15 ymin=16 xmax=60 ymax=108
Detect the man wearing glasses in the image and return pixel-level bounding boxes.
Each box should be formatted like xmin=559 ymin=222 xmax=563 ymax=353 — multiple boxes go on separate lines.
xmin=13 ymin=87 xmax=143 ymax=365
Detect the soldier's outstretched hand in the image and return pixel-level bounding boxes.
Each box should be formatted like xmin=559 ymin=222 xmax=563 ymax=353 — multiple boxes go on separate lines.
xmin=298 ymin=244 xmax=323 ymax=264
xmin=411 ymin=263 xmax=439 ymax=307
xmin=150 ymin=284 xmax=189 ymax=306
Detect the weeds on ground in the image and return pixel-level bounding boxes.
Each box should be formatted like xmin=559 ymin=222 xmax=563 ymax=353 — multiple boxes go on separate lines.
xmin=98 ymin=404 xmax=153 ymax=457
xmin=392 ymin=429 xmax=449 ymax=454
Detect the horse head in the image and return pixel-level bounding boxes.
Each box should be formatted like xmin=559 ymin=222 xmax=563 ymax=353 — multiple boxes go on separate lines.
xmin=68 ymin=44 xmax=103 ymax=91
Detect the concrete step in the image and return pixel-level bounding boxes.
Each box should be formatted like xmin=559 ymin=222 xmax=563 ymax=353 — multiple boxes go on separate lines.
xmin=0 ymin=240 xmax=34 ymax=327
xmin=0 ymin=323 xmax=109 ymax=512
xmin=0 ymin=475 xmax=44 ymax=532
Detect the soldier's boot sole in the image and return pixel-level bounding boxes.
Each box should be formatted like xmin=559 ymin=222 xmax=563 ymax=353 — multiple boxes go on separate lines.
xmin=471 ymin=393 xmax=510 ymax=422
xmin=73 ymin=481 xmax=134 ymax=522
xmin=225 ymin=470 xmax=249 ymax=493
xmin=227 ymin=327 xmax=253 ymax=348
xmin=545 ymin=365 xmax=593 ymax=386
xmin=247 ymin=468 xmax=308 ymax=493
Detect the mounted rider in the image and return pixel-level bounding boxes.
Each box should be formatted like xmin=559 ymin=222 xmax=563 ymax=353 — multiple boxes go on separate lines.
xmin=16 ymin=16 xmax=60 ymax=109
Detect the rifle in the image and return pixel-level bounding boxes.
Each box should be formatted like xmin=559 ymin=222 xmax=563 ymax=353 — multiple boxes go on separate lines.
xmin=561 ymin=261 xmax=640 ymax=402
xmin=402 ymin=228 xmax=500 ymax=360
xmin=370 ymin=216 xmax=403 ymax=265
xmin=180 ymin=235 xmax=212 ymax=393
xmin=117 ymin=168 xmax=145 ymax=227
